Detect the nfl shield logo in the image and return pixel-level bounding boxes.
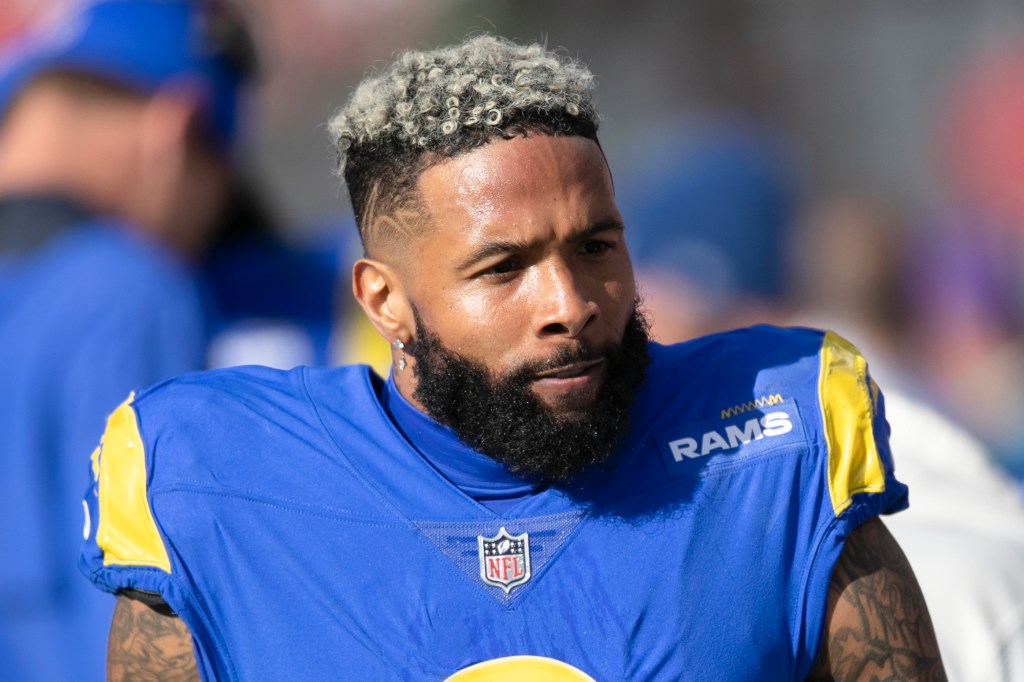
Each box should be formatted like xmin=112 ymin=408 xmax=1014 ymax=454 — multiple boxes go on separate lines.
xmin=478 ymin=527 xmax=531 ymax=594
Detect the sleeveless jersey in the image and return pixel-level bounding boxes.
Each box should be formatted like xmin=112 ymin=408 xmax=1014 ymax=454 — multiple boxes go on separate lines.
xmin=80 ymin=325 xmax=908 ymax=680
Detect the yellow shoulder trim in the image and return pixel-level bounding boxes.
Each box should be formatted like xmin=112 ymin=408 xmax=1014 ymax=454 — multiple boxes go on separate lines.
xmin=96 ymin=395 xmax=171 ymax=572
xmin=818 ymin=331 xmax=886 ymax=515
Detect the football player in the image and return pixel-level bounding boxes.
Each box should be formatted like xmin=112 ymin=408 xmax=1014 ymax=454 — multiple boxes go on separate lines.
xmin=83 ymin=35 xmax=945 ymax=681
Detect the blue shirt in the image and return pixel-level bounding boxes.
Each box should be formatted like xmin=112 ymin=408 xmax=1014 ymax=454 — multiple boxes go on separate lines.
xmin=0 ymin=196 xmax=209 ymax=681
xmin=381 ymin=375 xmax=538 ymax=513
xmin=81 ymin=326 xmax=908 ymax=680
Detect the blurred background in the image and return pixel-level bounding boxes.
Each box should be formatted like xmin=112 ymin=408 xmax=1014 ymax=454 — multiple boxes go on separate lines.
xmin=3 ymin=2 xmax=1024 ymax=680
xmin=4 ymin=0 xmax=1019 ymax=464
xmin=6 ymin=0 xmax=1024 ymax=477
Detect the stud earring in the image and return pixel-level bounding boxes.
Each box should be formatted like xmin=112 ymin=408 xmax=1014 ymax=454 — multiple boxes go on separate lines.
xmin=392 ymin=339 xmax=407 ymax=371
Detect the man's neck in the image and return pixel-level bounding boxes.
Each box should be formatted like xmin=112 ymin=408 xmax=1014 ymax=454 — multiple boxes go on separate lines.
xmin=381 ymin=374 xmax=538 ymax=513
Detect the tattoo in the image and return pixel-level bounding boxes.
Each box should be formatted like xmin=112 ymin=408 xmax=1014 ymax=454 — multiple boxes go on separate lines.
xmin=806 ymin=518 xmax=946 ymax=681
xmin=108 ymin=594 xmax=199 ymax=682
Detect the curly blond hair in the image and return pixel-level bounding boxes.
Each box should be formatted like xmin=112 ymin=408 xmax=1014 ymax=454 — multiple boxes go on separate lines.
xmin=327 ymin=35 xmax=600 ymax=253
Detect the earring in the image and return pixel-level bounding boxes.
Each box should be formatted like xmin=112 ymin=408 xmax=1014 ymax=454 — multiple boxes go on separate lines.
xmin=392 ymin=339 xmax=407 ymax=371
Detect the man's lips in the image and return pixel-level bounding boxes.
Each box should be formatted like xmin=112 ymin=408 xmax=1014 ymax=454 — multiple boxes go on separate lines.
xmin=532 ymin=358 xmax=604 ymax=381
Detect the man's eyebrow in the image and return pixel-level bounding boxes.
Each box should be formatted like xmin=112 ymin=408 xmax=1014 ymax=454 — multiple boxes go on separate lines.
xmin=576 ymin=218 xmax=625 ymax=240
xmin=455 ymin=219 xmax=625 ymax=272
xmin=455 ymin=237 xmax=531 ymax=272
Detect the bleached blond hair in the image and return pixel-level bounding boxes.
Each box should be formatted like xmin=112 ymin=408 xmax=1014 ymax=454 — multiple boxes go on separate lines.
xmin=327 ymin=34 xmax=601 ymax=254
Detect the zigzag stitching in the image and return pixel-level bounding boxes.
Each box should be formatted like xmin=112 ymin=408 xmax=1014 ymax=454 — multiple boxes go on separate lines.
xmin=720 ymin=394 xmax=785 ymax=419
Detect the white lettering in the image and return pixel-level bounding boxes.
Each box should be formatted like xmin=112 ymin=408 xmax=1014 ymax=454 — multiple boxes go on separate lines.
xmin=725 ymin=418 xmax=764 ymax=449
xmin=667 ymin=409 xmax=796 ymax=462
xmin=702 ymin=430 xmax=730 ymax=455
xmin=669 ymin=437 xmax=699 ymax=461
xmin=82 ymin=500 xmax=91 ymax=540
xmin=760 ymin=411 xmax=793 ymax=437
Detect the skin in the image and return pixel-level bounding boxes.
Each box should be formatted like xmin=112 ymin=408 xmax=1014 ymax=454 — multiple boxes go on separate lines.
xmin=131 ymin=95 xmax=230 ymax=259
xmin=353 ymin=134 xmax=636 ymax=417
xmin=107 ymin=518 xmax=946 ymax=681
xmin=106 ymin=134 xmax=946 ymax=680
xmin=108 ymin=596 xmax=197 ymax=682
xmin=0 ymin=77 xmax=229 ymax=259
xmin=806 ymin=518 xmax=947 ymax=681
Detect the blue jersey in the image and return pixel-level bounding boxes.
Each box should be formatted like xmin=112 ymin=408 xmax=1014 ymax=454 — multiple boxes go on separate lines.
xmin=1 ymin=197 xmax=210 ymax=681
xmin=81 ymin=326 xmax=907 ymax=681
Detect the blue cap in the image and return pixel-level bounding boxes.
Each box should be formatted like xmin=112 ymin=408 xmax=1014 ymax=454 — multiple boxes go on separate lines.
xmin=0 ymin=0 xmax=253 ymax=149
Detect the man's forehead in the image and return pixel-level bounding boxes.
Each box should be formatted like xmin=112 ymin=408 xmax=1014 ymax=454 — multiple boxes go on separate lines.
xmin=414 ymin=135 xmax=616 ymax=235
xmin=424 ymin=133 xmax=609 ymax=183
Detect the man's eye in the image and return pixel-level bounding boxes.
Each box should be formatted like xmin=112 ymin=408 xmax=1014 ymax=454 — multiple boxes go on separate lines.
xmin=581 ymin=240 xmax=613 ymax=255
xmin=481 ymin=259 xmax=522 ymax=276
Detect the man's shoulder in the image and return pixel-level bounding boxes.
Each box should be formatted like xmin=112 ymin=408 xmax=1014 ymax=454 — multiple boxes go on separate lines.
xmin=100 ymin=364 xmax=379 ymax=492
xmin=653 ymin=324 xmax=827 ymax=368
xmin=131 ymin=363 xmax=372 ymax=419
xmin=614 ymin=324 xmax=905 ymax=526
xmin=633 ymin=325 xmax=880 ymax=472
xmin=629 ymin=326 xmax=824 ymax=470
xmin=645 ymin=323 xmax=885 ymax=420
xmin=135 ymin=363 xmax=296 ymax=402
xmin=652 ymin=323 xmax=825 ymax=360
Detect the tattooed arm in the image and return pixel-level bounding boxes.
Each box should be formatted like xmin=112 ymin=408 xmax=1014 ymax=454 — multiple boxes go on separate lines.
xmin=805 ymin=517 xmax=947 ymax=681
xmin=107 ymin=592 xmax=199 ymax=682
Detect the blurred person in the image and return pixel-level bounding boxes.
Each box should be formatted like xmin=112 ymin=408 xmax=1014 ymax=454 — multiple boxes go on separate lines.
xmin=906 ymin=39 xmax=1024 ymax=482
xmin=789 ymin=196 xmax=1024 ymax=681
xmin=0 ymin=0 xmax=254 ymax=679
xmin=619 ymin=116 xmax=798 ymax=342
xmin=786 ymin=197 xmax=915 ymax=383
xmin=81 ymin=35 xmax=943 ymax=680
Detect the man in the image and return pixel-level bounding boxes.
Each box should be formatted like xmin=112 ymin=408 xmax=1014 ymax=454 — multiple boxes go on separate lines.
xmin=0 ymin=1 xmax=252 ymax=679
xmin=82 ymin=35 xmax=945 ymax=680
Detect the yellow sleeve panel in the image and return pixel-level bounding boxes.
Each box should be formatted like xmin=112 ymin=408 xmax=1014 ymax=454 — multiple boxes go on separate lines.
xmin=95 ymin=395 xmax=172 ymax=573
xmin=817 ymin=331 xmax=887 ymax=516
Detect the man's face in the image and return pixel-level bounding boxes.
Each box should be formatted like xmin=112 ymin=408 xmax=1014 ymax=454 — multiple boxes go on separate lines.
xmin=409 ymin=302 xmax=650 ymax=484
xmin=392 ymin=134 xmax=647 ymax=482
xmin=402 ymin=134 xmax=638 ymax=415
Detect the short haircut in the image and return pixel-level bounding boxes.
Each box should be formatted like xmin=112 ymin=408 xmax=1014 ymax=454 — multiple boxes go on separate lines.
xmin=327 ymin=35 xmax=600 ymax=254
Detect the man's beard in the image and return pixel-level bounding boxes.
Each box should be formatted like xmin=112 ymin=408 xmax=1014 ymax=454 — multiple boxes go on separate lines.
xmin=408 ymin=303 xmax=651 ymax=485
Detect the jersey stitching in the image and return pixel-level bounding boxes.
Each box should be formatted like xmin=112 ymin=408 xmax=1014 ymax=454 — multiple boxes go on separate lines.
xmin=299 ymin=366 xmax=460 ymax=522
xmin=149 ymin=483 xmax=402 ymax=527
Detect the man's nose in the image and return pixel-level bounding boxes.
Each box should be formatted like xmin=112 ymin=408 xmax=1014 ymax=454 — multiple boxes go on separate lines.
xmin=534 ymin=261 xmax=599 ymax=338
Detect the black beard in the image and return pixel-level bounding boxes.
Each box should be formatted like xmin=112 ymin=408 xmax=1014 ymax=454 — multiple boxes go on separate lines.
xmin=408 ymin=304 xmax=651 ymax=485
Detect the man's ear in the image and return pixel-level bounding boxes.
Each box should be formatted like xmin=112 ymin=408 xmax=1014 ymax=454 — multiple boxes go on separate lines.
xmin=352 ymin=258 xmax=413 ymax=343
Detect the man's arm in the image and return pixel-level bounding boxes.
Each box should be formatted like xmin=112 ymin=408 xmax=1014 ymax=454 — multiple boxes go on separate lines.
xmin=108 ymin=593 xmax=199 ymax=682
xmin=806 ymin=517 xmax=947 ymax=681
